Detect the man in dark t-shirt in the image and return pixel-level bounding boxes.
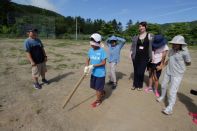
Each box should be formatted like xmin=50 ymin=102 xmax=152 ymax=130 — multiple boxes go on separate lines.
xmin=24 ymin=28 xmax=49 ymax=89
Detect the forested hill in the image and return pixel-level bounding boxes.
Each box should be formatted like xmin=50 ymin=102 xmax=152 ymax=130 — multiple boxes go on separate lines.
xmin=0 ymin=0 xmax=197 ymax=44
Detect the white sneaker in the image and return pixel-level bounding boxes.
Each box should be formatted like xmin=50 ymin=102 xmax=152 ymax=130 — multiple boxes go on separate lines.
xmin=156 ymin=97 xmax=164 ymax=102
xmin=162 ymin=107 xmax=173 ymax=115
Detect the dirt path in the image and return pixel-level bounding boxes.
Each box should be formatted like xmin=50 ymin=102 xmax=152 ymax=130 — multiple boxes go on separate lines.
xmin=0 ymin=39 xmax=196 ymax=131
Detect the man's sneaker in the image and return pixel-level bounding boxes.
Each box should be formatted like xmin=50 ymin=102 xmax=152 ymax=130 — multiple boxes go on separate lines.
xmin=162 ymin=107 xmax=173 ymax=115
xmin=107 ymin=81 xmax=113 ymax=85
xmin=156 ymin=97 xmax=164 ymax=102
xmin=112 ymin=82 xmax=117 ymax=89
xmin=42 ymin=79 xmax=50 ymax=85
xmin=33 ymin=83 xmax=42 ymax=89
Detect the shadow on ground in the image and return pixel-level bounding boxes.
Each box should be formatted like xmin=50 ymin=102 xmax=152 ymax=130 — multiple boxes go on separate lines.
xmin=178 ymin=92 xmax=197 ymax=113
xmin=48 ymin=72 xmax=74 ymax=83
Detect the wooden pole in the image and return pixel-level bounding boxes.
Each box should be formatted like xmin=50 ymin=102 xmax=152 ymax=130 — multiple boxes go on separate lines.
xmin=62 ymin=74 xmax=86 ymax=108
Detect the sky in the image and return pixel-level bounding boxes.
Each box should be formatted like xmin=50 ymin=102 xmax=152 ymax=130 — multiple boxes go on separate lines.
xmin=12 ymin=0 xmax=197 ymax=27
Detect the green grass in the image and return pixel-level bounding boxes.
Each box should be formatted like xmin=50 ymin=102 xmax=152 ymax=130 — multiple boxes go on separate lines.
xmin=55 ymin=64 xmax=68 ymax=70
xmin=188 ymin=45 xmax=197 ymax=50
xmin=52 ymin=57 xmax=64 ymax=63
xmin=52 ymin=42 xmax=73 ymax=47
xmin=70 ymin=52 xmax=86 ymax=56
xmin=18 ymin=59 xmax=29 ymax=65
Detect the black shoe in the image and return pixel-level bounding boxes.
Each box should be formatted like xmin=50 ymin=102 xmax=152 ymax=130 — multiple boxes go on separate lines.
xmin=33 ymin=83 xmax=42 ymax=89
xmin=107 ymin=81 xmax=113 ymax=85
xmin=42 ymin=79 xmax=50 ymax=85
xmin=112 ymin=82 xmax=117 ymax=89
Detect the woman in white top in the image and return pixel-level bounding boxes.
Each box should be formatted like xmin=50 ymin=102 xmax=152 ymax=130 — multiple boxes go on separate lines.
xmin=145 ymin=35 xmax=169 ymax=97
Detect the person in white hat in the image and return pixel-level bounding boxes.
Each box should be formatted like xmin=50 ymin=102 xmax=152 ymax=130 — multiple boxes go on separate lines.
xmin=105 ymin=35 xmax=126 ymax=89
xmin=84 ymin=33 xmax=107 ymax=108
xmin=157 ymin=35 xmax=191 ymax=115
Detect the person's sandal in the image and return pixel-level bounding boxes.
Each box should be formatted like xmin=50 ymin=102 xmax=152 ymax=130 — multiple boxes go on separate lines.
xmin=189 ymin=112 xmax=197 ymax=117
xmin=91 ymin=100 xmax=102 ymax=108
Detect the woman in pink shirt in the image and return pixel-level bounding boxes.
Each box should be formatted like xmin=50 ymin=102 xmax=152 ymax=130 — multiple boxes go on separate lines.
xmin=145 ymin=35 xmax=169 ymax=97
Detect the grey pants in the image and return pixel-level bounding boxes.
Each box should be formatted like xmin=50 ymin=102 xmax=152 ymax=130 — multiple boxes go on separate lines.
xmin=109 ymin=62 xmax=117 ymax=83
xmin=161 ymin=72 xmax=183 ymax=111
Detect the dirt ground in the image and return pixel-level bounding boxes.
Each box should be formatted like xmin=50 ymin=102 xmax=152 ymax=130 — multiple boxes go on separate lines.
xmin=0 ymin=38 xmax=196 ymax=131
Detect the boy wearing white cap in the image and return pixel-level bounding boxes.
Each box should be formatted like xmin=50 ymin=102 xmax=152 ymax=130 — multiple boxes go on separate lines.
xmin=157 ymin=35 xmax=191 ymax=115
xmin=84 ymin=33 xmax=107 ymax=108
xmin=105 ymin=35 xmax=126 ymax=89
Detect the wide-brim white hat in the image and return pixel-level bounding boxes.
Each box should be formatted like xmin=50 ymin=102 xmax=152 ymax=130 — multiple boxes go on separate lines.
xmin=169 ymin=35 xmax=187 ymax=45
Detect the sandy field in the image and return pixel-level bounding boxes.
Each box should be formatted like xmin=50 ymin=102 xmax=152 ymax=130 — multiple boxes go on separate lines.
xmin=0 ymin=38 xmax=196 ymax=131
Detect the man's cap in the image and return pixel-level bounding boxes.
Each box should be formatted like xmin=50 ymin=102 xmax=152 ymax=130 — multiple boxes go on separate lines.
xmin=27 ymin=28 xmax=38 ymax=33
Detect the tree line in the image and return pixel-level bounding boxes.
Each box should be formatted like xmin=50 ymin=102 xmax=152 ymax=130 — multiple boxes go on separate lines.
xmin=0 ymin=0 xmax=197 ymax=44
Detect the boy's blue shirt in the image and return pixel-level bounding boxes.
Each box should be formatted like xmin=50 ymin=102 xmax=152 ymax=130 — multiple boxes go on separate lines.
xmin=88 ymin=47 xmax=107 ymax=77
xmin=106 ymin=36 xmax=126 ymax=63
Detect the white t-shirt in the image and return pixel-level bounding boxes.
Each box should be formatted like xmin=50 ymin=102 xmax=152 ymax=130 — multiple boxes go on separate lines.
xmin=152 ymin=45 xmax=169 ymax=64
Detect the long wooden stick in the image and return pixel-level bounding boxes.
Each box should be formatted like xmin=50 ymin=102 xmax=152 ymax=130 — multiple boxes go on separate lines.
xmin=62 ymin=74 xmax=86 ymax=108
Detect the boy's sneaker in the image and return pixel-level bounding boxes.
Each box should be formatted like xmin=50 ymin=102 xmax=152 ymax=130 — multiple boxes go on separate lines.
xmin=162 ymin=107 xmax=173 ymax=115
xmin=33 ymin=83 xmax=42 ymax=89
xmin=112 ymin=82 xmax=117 ymax=89
xmin=107 ymin=81 xmax=113 ymax=85
xmin=42 ymin=79 xmax=50 ymax=85
xmin=156 ymin=97 xmax=164 ymax=102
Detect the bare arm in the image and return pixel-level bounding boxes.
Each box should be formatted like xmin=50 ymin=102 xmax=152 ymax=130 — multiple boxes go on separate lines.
xmin=85 ymin=58 xmax=90 ymax=66
xmin=156 ymin=50 xmax=168 ymax=71
xmin=26 ymin=52 xmax=36 ymax=66
xmin=42 ymin=47 xmax=47 ymax=62
xmin=93 ymin=59 xmax=106 ymax=67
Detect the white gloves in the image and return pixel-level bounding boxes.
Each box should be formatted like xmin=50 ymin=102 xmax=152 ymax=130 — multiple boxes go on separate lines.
xmin=84 ymin=66 xmax=89 ymax=74
xmin=84 ymin=65 xmax=94 ymax=74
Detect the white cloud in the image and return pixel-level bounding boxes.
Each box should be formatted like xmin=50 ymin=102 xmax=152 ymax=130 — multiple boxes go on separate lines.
xmin=12 ymin=0 xmax=57 ymax=12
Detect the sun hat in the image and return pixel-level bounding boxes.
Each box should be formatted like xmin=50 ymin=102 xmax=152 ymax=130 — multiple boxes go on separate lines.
xmin=152 ymin=35 xmax=167 ymax=49
xmin=169 ymin=35 xmax=187 ymax=45
xmin=108 ymin=35 xmax=118 ymax=41
xmin=90 ymin=33 xmax=102 ymax=47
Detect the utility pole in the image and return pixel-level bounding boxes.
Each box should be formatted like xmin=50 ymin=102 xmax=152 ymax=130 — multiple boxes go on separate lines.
xmin=75 ymin=16 xmax=78 ymax=40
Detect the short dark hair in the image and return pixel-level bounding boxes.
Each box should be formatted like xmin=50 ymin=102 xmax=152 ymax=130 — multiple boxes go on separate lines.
xmin=139 ymin=21 xmax=147 ymax=29
xmin=28 ymin=28 xmax=38 ymax=33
